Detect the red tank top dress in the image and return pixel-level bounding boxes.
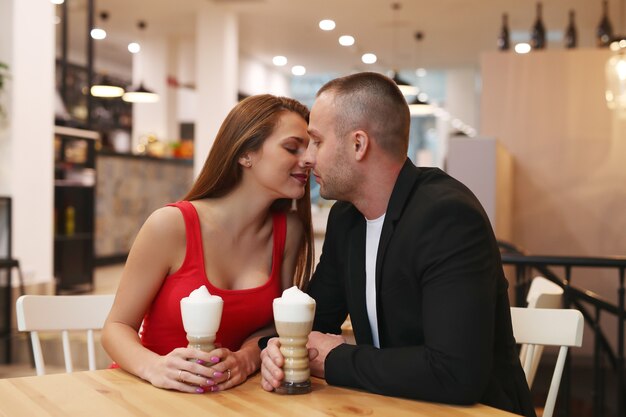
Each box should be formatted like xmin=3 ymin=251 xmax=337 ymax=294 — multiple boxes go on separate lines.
xmin=140 ymin=201 xmax=285 ymax=355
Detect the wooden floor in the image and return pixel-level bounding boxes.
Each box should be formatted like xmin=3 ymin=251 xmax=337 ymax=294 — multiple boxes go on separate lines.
xmin=0 ymin=264 xmax=123 ymax=378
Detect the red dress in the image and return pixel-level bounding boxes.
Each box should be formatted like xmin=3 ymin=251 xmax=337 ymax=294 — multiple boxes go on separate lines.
xmin=140 ymin=201 xmax=285 ymax=355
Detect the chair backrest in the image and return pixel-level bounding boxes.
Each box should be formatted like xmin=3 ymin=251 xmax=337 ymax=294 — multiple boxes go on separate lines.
xmin=510 ymin=307 xmax=584 ymax=417
xmin=526 ymin=276 xmax=563 ymax=309
xmin=16 ymin=294 xmax=115 ymax=376
xmin=520 ymin=276 xmax=564 ymax=387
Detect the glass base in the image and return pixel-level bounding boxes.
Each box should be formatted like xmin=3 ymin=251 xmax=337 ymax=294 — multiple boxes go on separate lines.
xmin=275 ymin=380 xmax=311 ymax=395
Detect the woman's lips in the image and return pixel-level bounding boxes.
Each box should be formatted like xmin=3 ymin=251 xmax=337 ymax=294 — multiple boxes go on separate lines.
xmin=291 ymin=173 xmax=308 ymax=184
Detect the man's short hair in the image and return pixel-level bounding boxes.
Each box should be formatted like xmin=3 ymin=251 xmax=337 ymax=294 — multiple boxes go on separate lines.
xmin=317 ymin=72 xmax=410 ymax=160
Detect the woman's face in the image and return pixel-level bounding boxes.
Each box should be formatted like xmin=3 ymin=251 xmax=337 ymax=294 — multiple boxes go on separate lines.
xmin=245 ymin=111 xmax=310 ymax=200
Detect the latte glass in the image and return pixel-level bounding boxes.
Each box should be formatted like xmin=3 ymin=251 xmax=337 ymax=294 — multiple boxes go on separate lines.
xmin=273 ymin=298 xmax=316 ymax=394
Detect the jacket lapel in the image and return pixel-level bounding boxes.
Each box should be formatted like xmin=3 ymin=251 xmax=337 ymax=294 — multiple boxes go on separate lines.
xmin=375 ymin=160 xmax=421 ymax=316
xmin=347 ymin=215 xmax=373 ymax=345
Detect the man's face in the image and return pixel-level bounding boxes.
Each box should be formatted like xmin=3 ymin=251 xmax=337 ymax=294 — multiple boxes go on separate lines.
xmin=305 ymin=92 xmax=355 ymax=201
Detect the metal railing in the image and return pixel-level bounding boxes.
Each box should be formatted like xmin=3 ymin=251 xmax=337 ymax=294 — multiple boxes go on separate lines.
xmin=499 ymin=241 xmax=626 ymax=417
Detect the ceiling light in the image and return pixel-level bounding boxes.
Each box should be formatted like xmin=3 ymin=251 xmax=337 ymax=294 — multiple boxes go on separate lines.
xmin=390 ymin=71 xmax=418 ymax=96
xmin=123 ymin=83 xmax=159 ymax=103
xmin=50 ymin=0 xmax=64 ymax=4
xmin=90 ymin=85 xmax=124 ymax=98
xmin=128 ymin=42 xmax=141 ymax=54
xmin=291 ymin=65 xmax=306 ymax=76
xmin=339 ymin=35 xmax=355 ymax=46
xmin=514 ymin=43 xmax=531 ymax=54
xmin=272 ymin=55 xmax=288 ymax=66
xmin=408 ymin=94 xmax=434 ymax=116
xmin=361 ymin=53 xmax=377 ymax=64
xmin=415 ymin=68 xmax=427 ymax=77
xmin=90 ymin=28 xmax=106 ymax=40
xmin=91 ymin=75 xmax=124 ymax=98
xmin=319 ymin=20 xmax=336 ymax=31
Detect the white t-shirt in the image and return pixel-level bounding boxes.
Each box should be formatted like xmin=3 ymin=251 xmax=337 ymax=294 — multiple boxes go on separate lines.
xmin=365 ymin=213 xmax=385 ymax=348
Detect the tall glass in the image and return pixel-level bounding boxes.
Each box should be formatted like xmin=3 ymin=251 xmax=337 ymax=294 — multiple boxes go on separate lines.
xmin=180 ymin=295 xmax=223 ymax=353
xmin=273 ymin=298 xmax=316 ymax=394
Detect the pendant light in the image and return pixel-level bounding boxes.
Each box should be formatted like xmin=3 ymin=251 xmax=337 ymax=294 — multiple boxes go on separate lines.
xmin=122 ymin=82 xmax=159 ymax=103
xmin=389 ymin=3 xmax=417 ymax=97
xmin=90 ymin=11 xmax=124 ymax=98
xmin=408 ymin=94 xmax=434 ymax=116
xmin=606 ymin=0 xmax=626 ymax=116
xmin=91 ymin=75 xmax=124 ymax=98
xmin=408 ymin=31 xmax=433 ymax=116
xmin=123 ymin=21 xmax=159 ymax=103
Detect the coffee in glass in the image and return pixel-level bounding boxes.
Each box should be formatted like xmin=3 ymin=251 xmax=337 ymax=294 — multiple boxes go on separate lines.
xmin=273 ymin=286 xmax=316 ymax=394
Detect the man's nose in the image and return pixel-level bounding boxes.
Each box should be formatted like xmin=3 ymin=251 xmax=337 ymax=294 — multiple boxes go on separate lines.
xmin=300 ymin=143 xmax=316 ymax=168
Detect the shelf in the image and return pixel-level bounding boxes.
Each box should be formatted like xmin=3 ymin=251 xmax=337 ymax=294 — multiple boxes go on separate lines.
xmin=54 ymin=127 xmax=97 ymax=293
xmin=54 ymin=180 xmax=94 ymax=188
xmin=54 ymin=233 xmax=93 ymax=242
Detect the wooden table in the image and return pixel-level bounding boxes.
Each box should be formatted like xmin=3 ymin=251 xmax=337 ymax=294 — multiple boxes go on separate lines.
xmin=0 ymin=369 xmax=520 ymax=417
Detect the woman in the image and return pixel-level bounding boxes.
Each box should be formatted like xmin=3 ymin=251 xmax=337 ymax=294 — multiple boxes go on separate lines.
xmin=102 ymin=95 xmax=314 ymax=393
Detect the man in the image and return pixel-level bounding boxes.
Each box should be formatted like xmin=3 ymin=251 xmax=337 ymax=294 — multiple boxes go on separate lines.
xmin=261 ymin=72 xmax=535 ymax=417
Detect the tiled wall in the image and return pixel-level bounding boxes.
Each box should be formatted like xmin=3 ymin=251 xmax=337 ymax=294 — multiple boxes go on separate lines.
xmin=95 ymin=154 xmax=193 ymax=258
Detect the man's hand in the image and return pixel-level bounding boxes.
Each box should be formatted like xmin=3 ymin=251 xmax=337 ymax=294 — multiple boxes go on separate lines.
xmin=260 ymin=338 xmax=285 ymax=391
xmin=307 ymin=331 xmax=345 ymax=378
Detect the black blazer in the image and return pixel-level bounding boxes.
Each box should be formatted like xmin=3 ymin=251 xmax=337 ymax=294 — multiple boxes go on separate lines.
xmin=308 ymin=160 xmax=535 ymax=417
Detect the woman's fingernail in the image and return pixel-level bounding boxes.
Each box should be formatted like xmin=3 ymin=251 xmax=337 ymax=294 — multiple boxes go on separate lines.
xmin=210 ymin=356 xmax=220 ymax=363
xmin=211 ymin=386 xmax=219 ymax=392
xmin=206 ymin=379 xmax=215 ymax=386
xmin=196 ymin=387 xmax=205 ymax=393
xmin=213 ymin=371 xmax=223 ymax=378
xmin=196 ymin=359 xmax=205 ymax=365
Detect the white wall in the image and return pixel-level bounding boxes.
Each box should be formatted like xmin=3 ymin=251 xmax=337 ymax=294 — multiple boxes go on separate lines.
xmin=1 ymin=0 xmax=55 ymax=285
xmin=131 ymin=36 xmax=171 ymax=150
xmin=445 ymin=68 xmax=480 ymax=131
xmin=239 ymin=55 xmax=290 ymax=97
xmin=194 ymin=4 xmax=239 ymax=177
xmin=0 ymin=0 xmax=12 ymax=195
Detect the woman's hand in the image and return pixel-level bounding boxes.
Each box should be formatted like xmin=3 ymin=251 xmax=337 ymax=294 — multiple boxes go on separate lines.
xmin=203 ymin=347 xmax=258 ymax=392
xmin=144 ymin=347 xmax=218 ymax=393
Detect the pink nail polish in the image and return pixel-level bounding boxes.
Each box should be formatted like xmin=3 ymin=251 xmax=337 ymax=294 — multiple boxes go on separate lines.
xmin=196 ymin=387 xmax=205 ymax=393
xmin=210 ymin=356 xmax=220 ymax=363
xmin=211 ymin=386 xmax=219 ymax=392
xmin=196 ymin=359 xmax=205 ymax=365
xmin=206 ymin=379 xmax=215 ymax=386
xmin=213 ymin=371 xmax=223 ymax=378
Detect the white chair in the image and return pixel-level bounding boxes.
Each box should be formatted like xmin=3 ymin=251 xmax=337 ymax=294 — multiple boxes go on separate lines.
xmin=510 ymin=307 xmax=584 ymax=417
xmin=526 ymin=276 xmax=563 ymax=309
xmin=16 ymin=294 xmax=115 ymax=376
xmin=520 ymin=276 xmax=564 ymax=387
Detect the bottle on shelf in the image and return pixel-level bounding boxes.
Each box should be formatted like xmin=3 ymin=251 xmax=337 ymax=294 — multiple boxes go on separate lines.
xmin=497 ymin=13 xmax=510 ymax=51
xmin=565 ymin=10 xmax=577 ymax=49
xmin=530 ymin=2 xmax=547 ymax=50
xmin=65 ymin=205 xmax=75 ymax=236
xmin=597 ymin=0 xmax=614 ymax=47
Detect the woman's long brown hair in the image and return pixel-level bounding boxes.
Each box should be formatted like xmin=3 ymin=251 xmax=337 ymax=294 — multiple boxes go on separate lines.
xmin=183 ymin=94 xmax=313 ymax=289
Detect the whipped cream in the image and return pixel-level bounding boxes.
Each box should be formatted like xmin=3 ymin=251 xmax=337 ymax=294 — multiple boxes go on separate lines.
xmin=273 ymin=286 xmax=316 ymax=322
xmin=180 ymin=285 xmax=223 ymax=336
xmin=279 ymin=286 xmax=315 ymax=304
xmin=183 ymin=285 xmax=222 ymax=302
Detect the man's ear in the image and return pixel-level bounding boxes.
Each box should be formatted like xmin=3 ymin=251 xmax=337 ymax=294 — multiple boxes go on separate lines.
xmin=353 ymin=131 xmax=369 ymax=161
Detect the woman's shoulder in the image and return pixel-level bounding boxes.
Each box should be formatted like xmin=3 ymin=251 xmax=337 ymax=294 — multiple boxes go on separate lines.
xmin=140 ymin=206 xmax=186 ymax=242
